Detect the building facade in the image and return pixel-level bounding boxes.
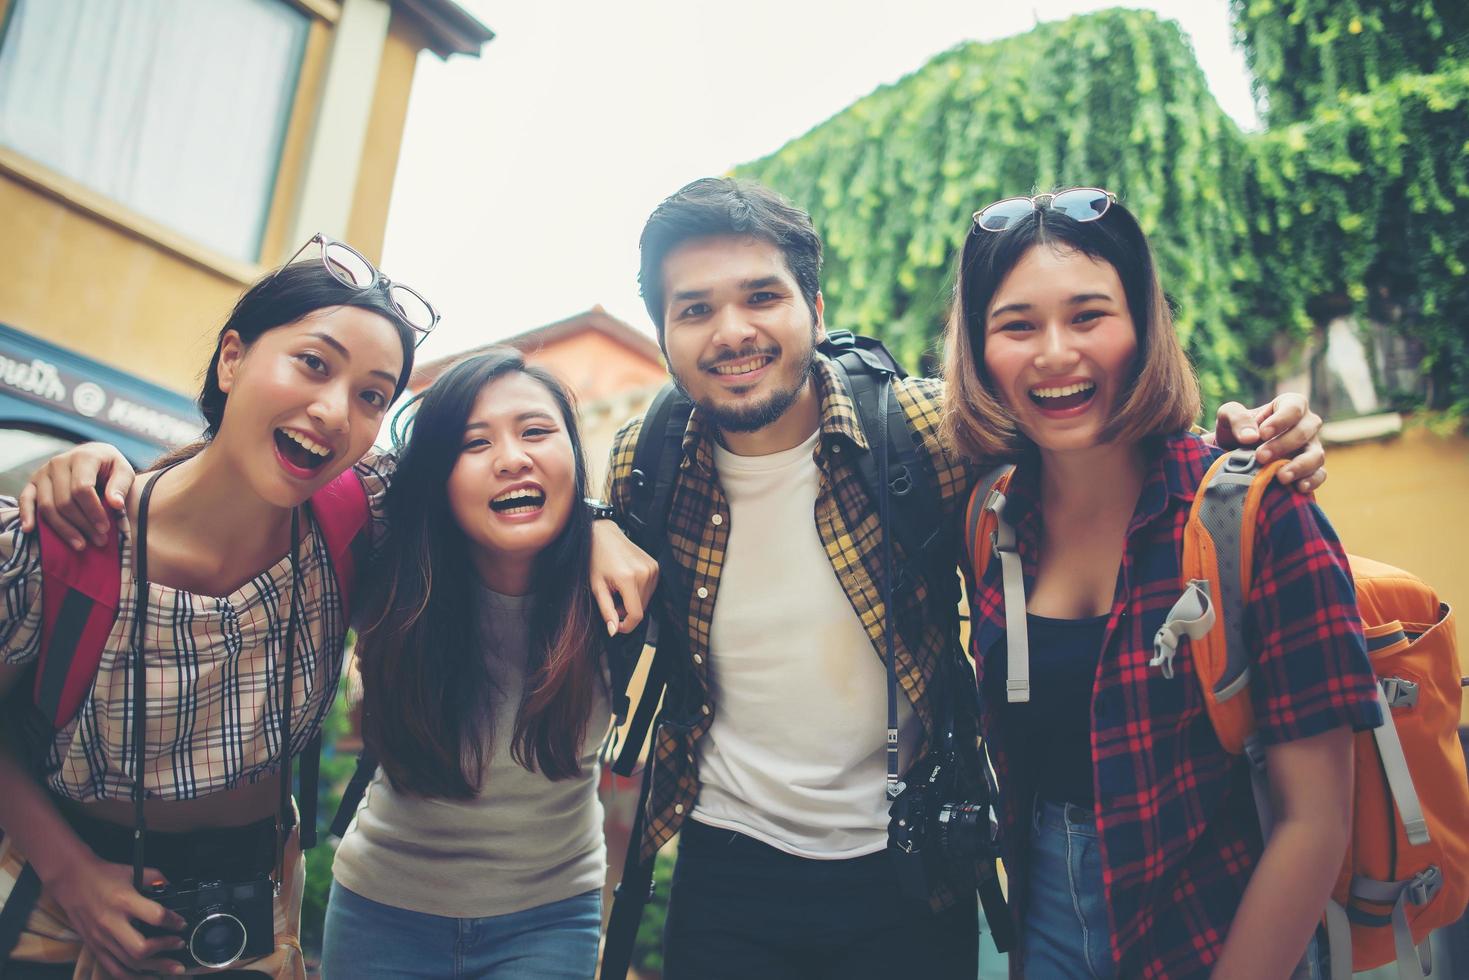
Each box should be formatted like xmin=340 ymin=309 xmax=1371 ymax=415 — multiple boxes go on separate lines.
xmin=0 ymin=0 xmax=491 ymax=482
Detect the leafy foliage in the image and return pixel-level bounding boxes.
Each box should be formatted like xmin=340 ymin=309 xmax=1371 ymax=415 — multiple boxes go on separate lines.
xmin=1230 ymin=0 xmax=1468 ymax=125
xmin=734 ymin=5 xmax=1469 ymax=419
xmin=1244 ymin=65 xmax=1469 ymax=414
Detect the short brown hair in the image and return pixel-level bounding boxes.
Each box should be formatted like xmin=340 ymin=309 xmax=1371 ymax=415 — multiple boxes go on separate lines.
xmin=941 ymin=199 xmax=1200 ymax=463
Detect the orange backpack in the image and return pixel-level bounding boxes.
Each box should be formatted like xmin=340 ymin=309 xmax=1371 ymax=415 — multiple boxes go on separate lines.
xmin=966 ymin=449 xmax=1469 ymax=979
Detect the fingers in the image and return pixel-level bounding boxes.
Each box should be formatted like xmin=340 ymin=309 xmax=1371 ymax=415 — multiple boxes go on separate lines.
xmin=103 ymin=463 xmax=134 ymax=514
xmin=93 ymin=944 xmax=147 ymax=980
xmin=591 ymin=579 xmax=621 ymax=637
xmin=17 ymin=482 xmax=35 ymax=532
xmin=69 ymin=455 xmax=115 ymax=541
xmin=54 ymin=460 xmax=110 ymax=548
xmin=1256 ymin=412 xmax=1321 ymax=468
xmin=1211 ymin=400 xmax=1251 ymax=449
xmin=616 ymin=578 xmax=646 ymax=634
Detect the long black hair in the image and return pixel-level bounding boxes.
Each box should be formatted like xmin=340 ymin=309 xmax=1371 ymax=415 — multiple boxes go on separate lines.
xmin=357 ymin=348 xmax=602 ymax=798
xmin=157 ymin=261 xmax=417 ymax=466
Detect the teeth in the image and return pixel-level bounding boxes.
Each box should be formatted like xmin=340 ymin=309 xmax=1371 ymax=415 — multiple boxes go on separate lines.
xmin=713 ymin=357 xmax=769 ymax=376
xmin=281 ymin=429 xmax=331 ymax=458
xmin=1031 ymin=381 xmax=1095 ymax=399
xmin=492 ymin=488 xmax=543 ymax=505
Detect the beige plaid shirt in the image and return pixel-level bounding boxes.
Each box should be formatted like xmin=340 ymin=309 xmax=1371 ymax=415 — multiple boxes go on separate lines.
xmin=606 ymin=358 xmax=982 ymax=890
xmin=0 ymin=456 xmax=393 ymax=802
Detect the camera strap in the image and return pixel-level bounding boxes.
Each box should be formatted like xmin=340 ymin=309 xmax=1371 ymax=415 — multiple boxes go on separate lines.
xmin=129 ymin=467 xmax=301 ymax=892
xmin=875 ymin=380 xmax=903 ymax=802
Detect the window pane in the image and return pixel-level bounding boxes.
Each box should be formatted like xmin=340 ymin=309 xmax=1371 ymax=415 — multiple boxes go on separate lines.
xmin=0 ymin=0 xmax=309 ymax=262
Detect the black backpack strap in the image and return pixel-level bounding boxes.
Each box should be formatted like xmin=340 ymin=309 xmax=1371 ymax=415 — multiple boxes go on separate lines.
xmin=0 ymin=860 xmax=41 ymax=965
xmin=610 ymin=383 xmax=693 ymax=777
xmin=329 ymin=746 xmax=380 ymax=839
xmin=299 ymin=731 xmax=321 ymax=849
xmin=599 ymin=714 xmax=664 ymax=980
xmin=825 ymin=352 xmax=949 ymax=605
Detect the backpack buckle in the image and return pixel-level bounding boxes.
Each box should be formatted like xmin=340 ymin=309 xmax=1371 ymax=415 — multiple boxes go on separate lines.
xmin=888 ymin=465 xmax=913 ymax=497
xmin=1408 ymin=866 xmax=1443 ymax=906
xmin=1224 ymin=449 xmax=1259 ymax=473
xmin=1380 ymin=676 xmax=1420 ymax=709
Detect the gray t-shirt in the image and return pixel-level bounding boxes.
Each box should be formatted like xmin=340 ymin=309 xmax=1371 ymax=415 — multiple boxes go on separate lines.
xmin=332 ymin=585 xmax=611 ymax=918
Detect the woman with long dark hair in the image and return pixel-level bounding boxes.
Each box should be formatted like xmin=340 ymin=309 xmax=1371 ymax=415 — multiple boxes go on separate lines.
xmin=320 ymin=349 xmax=612 ymax=979
xmin=0 ymin=237 xmax=424 ymax=979
xmin=941 ymin=190 xmax=1381 ymax=978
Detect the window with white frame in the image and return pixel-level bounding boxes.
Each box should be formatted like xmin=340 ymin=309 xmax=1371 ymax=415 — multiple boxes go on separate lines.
xmin=0 ymin=0 xmax=310 ymax=263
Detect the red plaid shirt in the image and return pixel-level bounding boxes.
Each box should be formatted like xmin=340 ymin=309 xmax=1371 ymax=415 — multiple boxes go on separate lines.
xmin=966 ymin=433 xmax=1381 ymax=979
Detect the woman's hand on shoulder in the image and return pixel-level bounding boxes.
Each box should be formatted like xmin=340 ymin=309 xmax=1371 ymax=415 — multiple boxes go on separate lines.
xmin=16 ymin=442 xmax=135 ymax=550
xmin=1210 ymin=392 xmax=1325 ymax=493
xmin=589 ymin=518 xmax=659 ymax=636
xmin=47 ymin=854 xmax=189 ymax=977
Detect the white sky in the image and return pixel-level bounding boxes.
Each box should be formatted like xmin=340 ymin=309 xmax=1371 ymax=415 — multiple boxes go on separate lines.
xmin=381 ymin=1 xmax=1260 ymax=364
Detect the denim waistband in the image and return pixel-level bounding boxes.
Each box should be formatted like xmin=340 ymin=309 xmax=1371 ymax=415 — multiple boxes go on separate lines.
xmin=1033 ymin=798 xmax=1098 ymax=839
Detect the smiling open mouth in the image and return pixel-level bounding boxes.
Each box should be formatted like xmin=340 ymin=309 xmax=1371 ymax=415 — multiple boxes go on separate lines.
xmin=1029 ymin=381 xmax=1096 ymax=411
xmin=490 ymin=488 xmax=546 ymax=514
xmin=274 ymin=428 xmax=333 ymax=472
xmin=708 ymin=354 xmax=773 ymax=377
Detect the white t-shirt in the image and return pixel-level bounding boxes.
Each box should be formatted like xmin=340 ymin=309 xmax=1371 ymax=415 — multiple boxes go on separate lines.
xmin=692 ymin=429 xmax=920 ymax=859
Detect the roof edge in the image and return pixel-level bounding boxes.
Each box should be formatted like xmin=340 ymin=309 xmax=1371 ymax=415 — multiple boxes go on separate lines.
xmin=394 ymin=0 xmax=494 ymax=59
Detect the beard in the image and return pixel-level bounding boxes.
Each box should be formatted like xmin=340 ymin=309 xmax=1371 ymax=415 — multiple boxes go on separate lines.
xmin=675 ymin=337 xmax=818 ymax=435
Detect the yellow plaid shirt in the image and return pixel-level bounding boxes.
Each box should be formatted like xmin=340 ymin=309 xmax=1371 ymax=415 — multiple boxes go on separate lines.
xmin=605 ymin=357 xmax=983 ymax=892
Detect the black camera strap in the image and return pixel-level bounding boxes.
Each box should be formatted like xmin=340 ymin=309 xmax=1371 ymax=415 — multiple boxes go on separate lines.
xmin=129 ymin=467 xmax=300 ymax=893
xmin=876 ymin=380 xmax=903 ymax=803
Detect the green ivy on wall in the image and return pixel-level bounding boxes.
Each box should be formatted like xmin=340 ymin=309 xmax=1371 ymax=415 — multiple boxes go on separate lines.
xmin=1230 ymin=0 xmax=1467 ymax=125
xmin=733 ymin=5 xmax=1469 ymax=420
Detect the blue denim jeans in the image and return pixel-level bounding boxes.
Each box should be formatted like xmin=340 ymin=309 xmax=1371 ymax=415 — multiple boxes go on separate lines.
xmin=319 ymin=881 xmax=601 ymax=979
xmin=1021 ymin=800 xmax=1330 ymax=980
xmin=1022 ymin=799 xmax=1116 ymax=980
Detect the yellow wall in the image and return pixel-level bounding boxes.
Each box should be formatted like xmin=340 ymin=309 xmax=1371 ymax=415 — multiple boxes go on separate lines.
xmin=1315 ymin=425 xmax=1469 ymax=715
xmin=0 ymin=170 xmax=238 ymax=390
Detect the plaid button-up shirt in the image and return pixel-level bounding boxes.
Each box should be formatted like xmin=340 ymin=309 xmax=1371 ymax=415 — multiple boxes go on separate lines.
xmin=605 ymin=357 xmax=979 ymax=879
xmin=968 ymin=433 xmax=1381 ymax=978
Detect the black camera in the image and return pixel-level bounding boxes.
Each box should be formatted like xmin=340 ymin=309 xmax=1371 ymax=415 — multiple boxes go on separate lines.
xmin=887 ymin=747 xmax=997 ymax=902
xmin=139 ymin=875 xmax=274 ymax=969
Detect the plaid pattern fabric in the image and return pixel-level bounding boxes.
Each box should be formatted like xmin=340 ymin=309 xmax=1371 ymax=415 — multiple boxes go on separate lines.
xmin=0 ymin=455 xmax=394 ymax=803
xmin=967 ymin=433 xmax=1381 ymax=978
xmin=605 ymin=357 xmax=979 ymax=876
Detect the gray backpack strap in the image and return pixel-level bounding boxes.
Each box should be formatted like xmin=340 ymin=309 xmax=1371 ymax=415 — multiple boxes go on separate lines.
xmin=1191 ymin=449 xmax=1262 ymax=701
xmin=967 ymin=463 xmax=1027 ymax=703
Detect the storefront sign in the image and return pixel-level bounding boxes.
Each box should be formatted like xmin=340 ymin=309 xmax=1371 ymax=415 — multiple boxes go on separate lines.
xmin=0 ymin=345 xmax=200 ymax=447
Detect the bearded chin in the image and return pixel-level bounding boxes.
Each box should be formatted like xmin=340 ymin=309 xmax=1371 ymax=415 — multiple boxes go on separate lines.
xmin=676 ymin=344 xmax=817 ymax=435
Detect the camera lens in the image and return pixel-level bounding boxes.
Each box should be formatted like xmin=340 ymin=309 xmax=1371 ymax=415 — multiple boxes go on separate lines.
xmin=936 ymin=801 xmax=988 ymax=858
xmin=188 ymin=913 xmax=248 ymax=969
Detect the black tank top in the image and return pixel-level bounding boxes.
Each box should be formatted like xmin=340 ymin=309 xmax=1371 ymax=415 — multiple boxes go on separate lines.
xmin=986 ymin=613 xmax=1109 ymax=809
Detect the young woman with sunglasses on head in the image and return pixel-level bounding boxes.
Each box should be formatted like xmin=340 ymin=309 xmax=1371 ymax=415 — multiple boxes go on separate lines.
xmin=319 ymin=349 xmax=615 ymax=979
xmin=941 ymin=191 xmax=1382 ymax=979
xmin=0 ymin=237 xmax=425 ymax=979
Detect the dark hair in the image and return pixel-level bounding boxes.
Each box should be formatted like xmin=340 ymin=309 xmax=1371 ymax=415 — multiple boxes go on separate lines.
xmin=638 ymin=177 xmax=823 ymax=335
xmin=357 ymin=348 xmax=602 ymax=798
xmin=941 ymin=198 xmax=1200 ymax=461
xmin=156 ymin=261 xmax=416 ymax=466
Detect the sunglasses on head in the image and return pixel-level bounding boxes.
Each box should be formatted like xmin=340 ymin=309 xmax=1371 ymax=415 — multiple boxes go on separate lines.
xmin=270 ymin=233 xmax=440 ymax=344
xmin=972 ymin=187 xmax=1117 ymax=233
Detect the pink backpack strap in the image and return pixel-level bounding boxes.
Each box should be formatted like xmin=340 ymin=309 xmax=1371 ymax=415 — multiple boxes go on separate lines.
xmin=309 ymin=468 xmax=371 ymax=618
xmin=35 ymin=520 xmax=122 ymax=728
